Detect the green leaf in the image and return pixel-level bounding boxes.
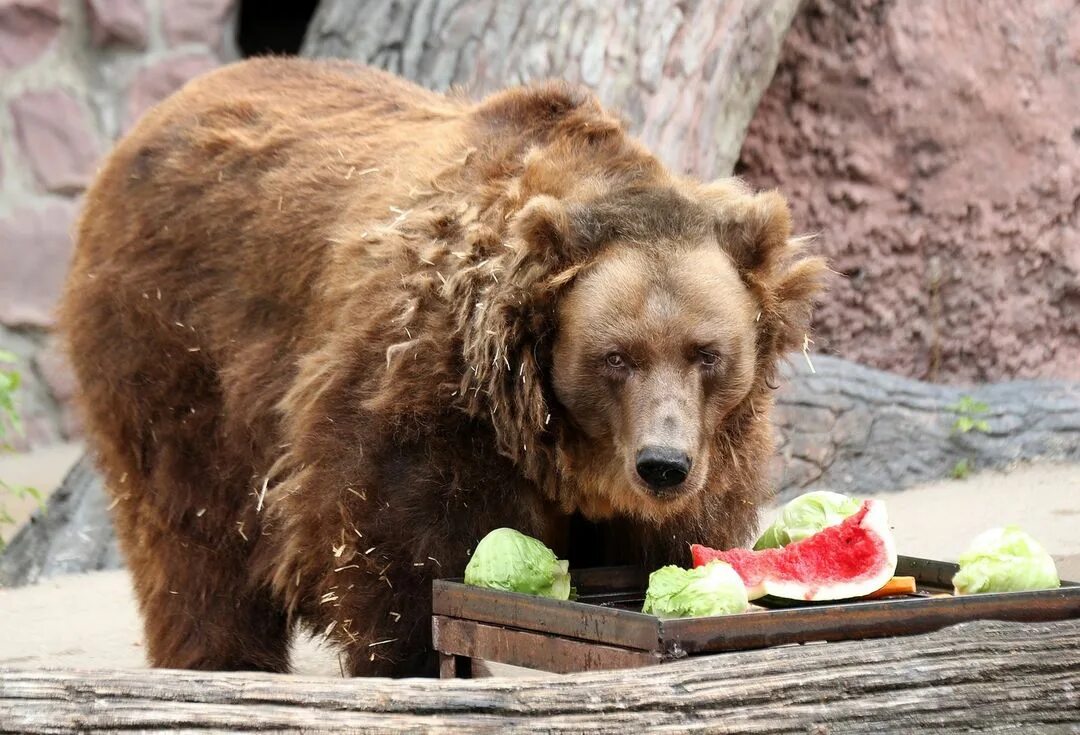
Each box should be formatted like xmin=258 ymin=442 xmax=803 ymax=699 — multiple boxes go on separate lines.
xmin=0 ymin=349 xmax=18 ymax=364
xmin=954 ymin=526 xmax=1060 ymax=594
xmin=642 ymin=561 xmax=749 ymax=619
xmin=950 ymin=458 xmax=971 ymax=479
xmin=753 ymin=490 xmax=862 ymax=550
xmin=950 ymin=396 xmax=989 ymax=416
xmin=953 ymin=416 xmax=975 ymax=433
xmin=973 ymin=419 xmax=990 ymax=433
xmin=464 ymin=528 xmax=571 ymax=600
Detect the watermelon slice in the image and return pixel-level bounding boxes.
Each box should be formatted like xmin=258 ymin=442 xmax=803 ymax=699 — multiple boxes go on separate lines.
xmin=691 ymin=499 xmax=897 ymax=601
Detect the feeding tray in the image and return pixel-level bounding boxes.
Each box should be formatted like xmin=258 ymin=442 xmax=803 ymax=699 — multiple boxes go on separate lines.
xmin=432 ymin=555 xmax=1080 ymax=677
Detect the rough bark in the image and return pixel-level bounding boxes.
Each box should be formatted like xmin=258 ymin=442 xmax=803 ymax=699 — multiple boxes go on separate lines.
xmin=1 ymin=619 xmax=1077 ymax=733
xmin=771 ymin=355 xmax=1080 ymax=501
xmin=3 ymin=356 xmax=1078 ymax=585
xmin=301 ymin=0 xmax=801 ymax=179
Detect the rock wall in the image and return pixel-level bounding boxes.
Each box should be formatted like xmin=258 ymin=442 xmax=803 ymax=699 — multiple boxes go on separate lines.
xmin=737 ymin=0 xmax=1080 ymax=384
xmin=0 ymin=0 xmax=237 ymax=449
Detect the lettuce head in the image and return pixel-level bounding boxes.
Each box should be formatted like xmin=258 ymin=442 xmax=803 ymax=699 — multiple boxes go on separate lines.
xmin=953 ymin=526 xmax=1060 ymax=595
xmin=464 ymin=528 xmax=571 ymax=600
xmin=754 ymin=490 xmax=863 ymax=550
xmin=642 ymin=561 xmax=748 ymax=619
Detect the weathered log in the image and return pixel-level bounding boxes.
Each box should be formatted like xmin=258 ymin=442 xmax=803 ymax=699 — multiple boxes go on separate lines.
xmin=301 ymin=0 xmax=801 ymax=179
xmin=1 ymin=619 xmax=1077 ymax=733
xmin=772 ymin=355 xmax=1080 ymax=500
xmin=3 ymin=356 xmax=1078 ymax=586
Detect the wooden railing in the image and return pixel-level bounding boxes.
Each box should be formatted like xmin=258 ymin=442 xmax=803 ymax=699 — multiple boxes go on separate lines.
xmin=2 ymin=619 xmax=1077 ymax=733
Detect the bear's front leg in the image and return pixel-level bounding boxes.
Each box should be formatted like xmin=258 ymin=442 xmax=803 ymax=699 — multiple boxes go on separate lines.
xmin=264 ymin=434 xmax=549 ymax=678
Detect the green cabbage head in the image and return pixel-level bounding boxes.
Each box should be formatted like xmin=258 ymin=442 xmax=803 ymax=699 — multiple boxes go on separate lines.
xmin=464 ymin=528 xmax=571 ymax=600
xmin=642 ymin=561 xmax=748 ymax=619
xmin=953 ymin=526 xmax=1060 ymax=595
xmin=753 ymin=490 xmax=863 ymax=550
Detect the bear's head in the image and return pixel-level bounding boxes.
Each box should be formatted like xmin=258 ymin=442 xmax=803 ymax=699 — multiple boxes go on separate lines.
xmin=457 ymin=172 xmax=827 ymax=524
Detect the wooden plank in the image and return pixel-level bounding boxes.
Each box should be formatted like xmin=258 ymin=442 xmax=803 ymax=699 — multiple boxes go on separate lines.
xmin=664 ymin=585 xmax=1080 ymax=655
xmin=432 ymin=616 xmax=661 ymax=674
xmin=433 ymin=557 xmax=1079 ymax=660
xmin=432 ymin=580 xmax=660 ymax=652
xmin=437 ymin=653 xmax=453 ymax=679
xmin=1 ymin=619 xmax=1077 ymax=733
xmin=569 ymin=566 xmax=650 ymax=592
xmin=896 ymin=555 xmax=961 ymax=588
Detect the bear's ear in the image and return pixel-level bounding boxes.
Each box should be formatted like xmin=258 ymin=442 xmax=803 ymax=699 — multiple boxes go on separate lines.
xmin=701 ymin=178 xmax=830 ymax=356
xmin=513 ymin=195 xmax=573 ymax=256
xmin=511 ymin=195 xmax=602 ymax=274
xmin=701 ymin=179 xmax=793 ymax=276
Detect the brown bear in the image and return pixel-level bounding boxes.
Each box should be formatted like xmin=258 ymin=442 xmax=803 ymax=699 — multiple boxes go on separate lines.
xmin=59 ymin=57 xmax=826 ymax=677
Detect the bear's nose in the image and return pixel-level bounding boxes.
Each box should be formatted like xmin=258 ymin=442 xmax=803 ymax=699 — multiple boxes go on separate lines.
xmin=635 ymin=446 xmax=692 ymax=490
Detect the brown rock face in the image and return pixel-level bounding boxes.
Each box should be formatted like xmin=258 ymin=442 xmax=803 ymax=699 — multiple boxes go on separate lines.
xmin=0 ymin=0 xmax=61 ymax=69
xmin=737 ymin=0 xmax=1080 ymax=383
xmin=85 ymin=0 xmax=149 ymax=49
xmin=0 ymin=201 xmax=78 ymax=328
xmin=10 ymin=89 xmax=102 ymax=193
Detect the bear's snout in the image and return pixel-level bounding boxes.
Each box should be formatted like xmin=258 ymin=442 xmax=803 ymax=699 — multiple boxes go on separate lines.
xmin=635 ymin=445 xmax=692 ymax=492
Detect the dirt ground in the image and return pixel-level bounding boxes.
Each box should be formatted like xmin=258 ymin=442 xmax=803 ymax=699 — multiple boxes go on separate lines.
xmin=1 ymin=452 xmax=1077 ymax=678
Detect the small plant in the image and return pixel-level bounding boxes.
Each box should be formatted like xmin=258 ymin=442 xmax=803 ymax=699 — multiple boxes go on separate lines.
xmin=0 ymin=350 xmax=42 ymax=551
xmin=950 ymin=458 xmax=972 ymax=480
xmin=949 ymin=396 xmax=990 ymax=435
xmin=947 ymin=396 xmax=991 ymax=482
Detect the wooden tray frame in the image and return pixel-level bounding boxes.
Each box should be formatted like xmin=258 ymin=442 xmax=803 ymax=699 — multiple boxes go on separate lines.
xmin=432 ymin=555 xmax=1080 ymax=677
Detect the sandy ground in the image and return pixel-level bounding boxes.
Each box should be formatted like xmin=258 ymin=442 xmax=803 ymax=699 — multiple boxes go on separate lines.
xmin=0 ymin=453 xmax=1077 ymax=678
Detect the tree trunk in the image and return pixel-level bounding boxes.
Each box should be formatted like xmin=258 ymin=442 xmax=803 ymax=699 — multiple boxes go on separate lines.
xmin=301 ymin=0 xmax=802 ymax=180
xmin=1 ymin=619 xmax=1077 ymax=733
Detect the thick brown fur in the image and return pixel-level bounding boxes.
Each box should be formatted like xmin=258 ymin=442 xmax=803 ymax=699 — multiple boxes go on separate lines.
xmin=58 ymin=58 xmax=827 ymax=677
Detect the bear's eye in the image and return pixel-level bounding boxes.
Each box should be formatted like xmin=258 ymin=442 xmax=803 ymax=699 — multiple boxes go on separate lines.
xmin=698 ymin=350 xmax=720 ymax=367
xmin=605 ymin=352 xmax=627 ymax=370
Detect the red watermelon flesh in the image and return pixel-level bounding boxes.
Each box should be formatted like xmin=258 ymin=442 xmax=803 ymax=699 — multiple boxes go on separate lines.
xmin=691 ymin=499 xmax=897 ymax=601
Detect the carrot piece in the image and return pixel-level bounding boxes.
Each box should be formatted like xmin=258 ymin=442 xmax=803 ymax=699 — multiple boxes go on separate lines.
xmin=865 ymin=576 xmax=917 ymax=599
